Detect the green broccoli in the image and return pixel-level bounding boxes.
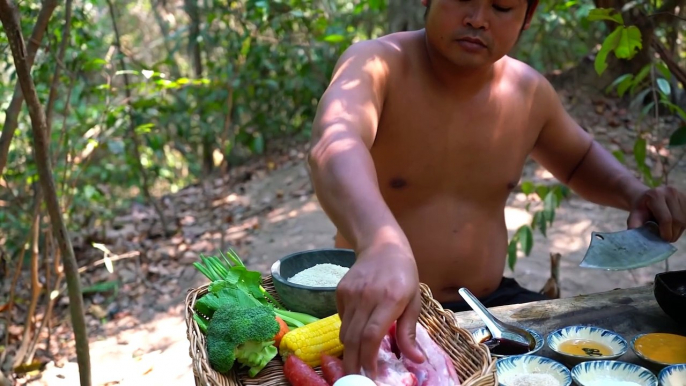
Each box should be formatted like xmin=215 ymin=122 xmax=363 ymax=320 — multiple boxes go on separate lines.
xmin=206 ymin=303 xmax=281 ymax=377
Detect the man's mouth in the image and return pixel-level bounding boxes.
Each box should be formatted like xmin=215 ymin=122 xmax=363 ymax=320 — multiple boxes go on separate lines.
xmin=456 ymin=37 xmax=486 ymax=47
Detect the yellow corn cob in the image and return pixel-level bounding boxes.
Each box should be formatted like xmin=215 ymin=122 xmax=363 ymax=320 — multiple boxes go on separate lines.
xmin=279 ymin=313 xmax=344 ymax=367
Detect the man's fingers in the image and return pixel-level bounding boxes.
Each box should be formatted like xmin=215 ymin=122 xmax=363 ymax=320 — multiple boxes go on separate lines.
xmin=627 ymin=208 xmax=650 ymax=230
xmin=358 ymin=304 xmax=396 ymax=379
xmin=341 ymin=304 xmax=374 ymax=376
xmin=666 ymin=191 xmax=683 ymax=242
xmin=647 ymin=196 xmax=673 ymax=241
xmin=395 ymin=290 xmax=425 ymax=364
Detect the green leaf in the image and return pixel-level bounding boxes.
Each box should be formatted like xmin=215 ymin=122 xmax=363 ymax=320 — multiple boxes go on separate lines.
xmin=605 ymin=73 xmax=632 ymax=96
xmin=613 ymin=26 xmax=642 ymax=59
xmin=630 ymin=65 xmax=652 ymax=96
xmin=521 ymin=181 xmax=535 ymax=195
xmin=595 ymin=27 xmax=623 ymax=75
xmin=656 ymin=78 xmax=671 ymax=96
xmin=543 ymin=192 xmax=558 ymax=224
xmin=323 ymin=34 xmax=345 ymax=43
xmin=517 ymin=225 xmax=534 ymax=256
xmin=507 ymin=238 xmax=518 ymax=271
xmin=537 ymin=211 xmax=548 ymax=237
xmin=669 ymin=126 xmax=686 ymax=147
xmin=656 ymin=62 xmax=671 ymax=80
xmin=587 ymin=8 xmax=624 ymax=24
xmin=612 ymin=149 xmax=626 ymax=164
xmin=250 ymin=134 xmax=265 ymax=154
xmin=633 ymin=137 xmax=647 ymax=167
xmin=536 ymin=185 xmax=550 ymax=201
xmin=641 ymin=101 xmax=656 ymax=117
xmin=659 ymin=101 xmax=686 ymax=121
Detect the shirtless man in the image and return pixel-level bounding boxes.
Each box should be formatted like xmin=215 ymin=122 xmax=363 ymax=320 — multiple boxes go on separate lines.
xmin=306 ymin=0 xmax=686 ymax=378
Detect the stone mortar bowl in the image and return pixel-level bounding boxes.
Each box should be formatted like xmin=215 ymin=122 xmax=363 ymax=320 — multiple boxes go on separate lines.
xmin=270 ymin=248 xmax=355 ymax=319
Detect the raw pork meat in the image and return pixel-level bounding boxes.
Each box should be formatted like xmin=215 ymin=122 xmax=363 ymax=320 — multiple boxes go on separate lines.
xmin=363 ymin=333 xmax=418 ymax=386
xmin=361 ymin=322 xmax=461 ymax=386
xmin=400 ymin=323 xmax=460 ymax=386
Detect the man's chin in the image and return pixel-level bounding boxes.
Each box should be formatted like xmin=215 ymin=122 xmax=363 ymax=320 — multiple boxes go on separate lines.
xmin=446 ymin=55 xmax=491 ymax=69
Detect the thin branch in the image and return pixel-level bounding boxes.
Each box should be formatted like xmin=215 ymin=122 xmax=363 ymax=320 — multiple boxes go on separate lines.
xmin=45 ymin=0 xmax=74 ymax=136
xmin=0 ymin=2 xmax=92 ymax=385
xmin=0 ymin=0 xmax=59 ymax=178
xmin=106 ymin=0 xmax=173 ymax=237
xmin=26 ymin=228 xmax=57 ymax=364
xmin=651 ymin=39 xmax=686 ymax=90
xmin=0 ymin=228 xmax=30 ymax=368
xmin=77 ymin=250 xmax=140 ymax=273
xmin=47 ymin=230 xmax=61 ymax=353
xmin=12 ymin=211 xmax=41 ymax=368
xmin=648 ymin=11 xmax=686 ymax=21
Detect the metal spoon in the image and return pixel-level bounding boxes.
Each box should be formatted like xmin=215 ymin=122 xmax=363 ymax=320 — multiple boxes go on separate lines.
xmin=458 ymin=287 xmax=535 ymax=349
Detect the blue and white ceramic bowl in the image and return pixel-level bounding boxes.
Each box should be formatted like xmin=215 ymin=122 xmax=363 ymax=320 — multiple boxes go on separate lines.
xmin=472 ymin=327 xmax=545 ymax=358
xmin=496 ymin=355 xmax=572 ymax=386
xmin=571 ymin=360 xmax=658 ymax=386
xmin=547 ymin=325 xmax=628 ymax=365
xmin=659 ymin=364 xmax=686 ymax=386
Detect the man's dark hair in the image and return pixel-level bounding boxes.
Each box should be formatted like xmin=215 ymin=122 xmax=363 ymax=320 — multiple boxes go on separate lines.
xmin=424 ymin=0 xmax=537 ymax=30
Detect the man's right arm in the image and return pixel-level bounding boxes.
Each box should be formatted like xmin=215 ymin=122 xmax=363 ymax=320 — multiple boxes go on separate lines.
xmin=306 ymin=41 xmax=425 ymax=377
xmin=307 ymin=40 xmax=408 ymax=253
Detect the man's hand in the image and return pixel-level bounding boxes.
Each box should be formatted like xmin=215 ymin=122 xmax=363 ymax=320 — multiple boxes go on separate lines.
xmin=336 ymin=242 xmax=425 ymax=378
xmin=628 ymin=185 xmax=686 ymax=243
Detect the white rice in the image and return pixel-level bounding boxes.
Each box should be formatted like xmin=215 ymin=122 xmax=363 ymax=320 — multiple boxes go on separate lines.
xmin=502 ymin=373 xmax=561 ymax=386
xmin=288 ymin=263 xmax=349 ymax=287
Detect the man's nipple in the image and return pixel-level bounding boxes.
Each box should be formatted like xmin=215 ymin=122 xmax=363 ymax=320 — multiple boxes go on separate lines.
xmin=389 ymin=177 xmax=407 ymax=189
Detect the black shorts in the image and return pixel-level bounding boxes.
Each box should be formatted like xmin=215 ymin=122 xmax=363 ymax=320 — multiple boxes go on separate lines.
xmin=440 ymin=277 xmax=550 ymax=313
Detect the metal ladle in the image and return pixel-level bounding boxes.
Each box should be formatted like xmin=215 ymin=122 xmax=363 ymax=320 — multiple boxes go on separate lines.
xmin=458 ymin=287 xmax=536 ymax=350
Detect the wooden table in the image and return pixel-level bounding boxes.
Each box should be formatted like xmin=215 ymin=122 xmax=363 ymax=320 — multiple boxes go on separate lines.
xmin=452 ymin=285 xmax=686 ymax=373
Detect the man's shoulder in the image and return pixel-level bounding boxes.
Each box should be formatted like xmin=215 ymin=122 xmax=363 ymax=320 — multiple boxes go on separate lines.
xmin=500 ymin=56 xmax=558 ymax=100
xmin=337 ymin=31 xmax=420 ymax=68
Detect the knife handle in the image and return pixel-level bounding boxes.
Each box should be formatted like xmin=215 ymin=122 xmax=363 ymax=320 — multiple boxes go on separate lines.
xmin=644 ymin=221 xmax=660 ymax=235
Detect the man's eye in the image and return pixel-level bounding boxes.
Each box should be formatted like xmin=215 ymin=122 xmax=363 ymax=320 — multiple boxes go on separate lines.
xmin=493 ymin=5 xmax=512 ymax=11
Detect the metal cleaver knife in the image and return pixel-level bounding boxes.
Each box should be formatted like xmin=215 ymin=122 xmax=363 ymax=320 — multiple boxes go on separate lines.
xmin=579 ymin=221 xmax=678 ymax=271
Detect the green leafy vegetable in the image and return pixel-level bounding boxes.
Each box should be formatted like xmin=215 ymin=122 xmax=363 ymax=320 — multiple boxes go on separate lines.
xmin=206 ymin=303 xmax=281 ymax=376
xmin=192 ymin=248 xmax=320 ymax=329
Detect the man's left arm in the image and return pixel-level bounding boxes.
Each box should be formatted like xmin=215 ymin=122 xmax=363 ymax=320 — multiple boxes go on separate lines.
xmin=530 ymin=77 xmax=686 ymax=242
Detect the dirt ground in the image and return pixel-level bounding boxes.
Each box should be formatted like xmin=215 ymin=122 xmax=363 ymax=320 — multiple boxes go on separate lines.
xmin=20 ymin=88 xmax=686 ymax=386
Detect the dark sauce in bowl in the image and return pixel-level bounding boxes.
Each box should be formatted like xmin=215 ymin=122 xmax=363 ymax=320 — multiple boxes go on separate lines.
xmin=480 ymin=337 xmax=534 ymax=355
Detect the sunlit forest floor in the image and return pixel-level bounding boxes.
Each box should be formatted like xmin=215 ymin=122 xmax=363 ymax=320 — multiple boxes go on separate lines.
xmin=16 ymin=85 xmax=686 ymax=386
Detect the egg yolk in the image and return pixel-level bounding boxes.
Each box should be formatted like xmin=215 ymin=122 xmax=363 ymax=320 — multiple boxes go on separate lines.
xmin=558 ymin=339 xmax=613 ymax=357
xmin=634 ymin=333 xmax=686 ymax=364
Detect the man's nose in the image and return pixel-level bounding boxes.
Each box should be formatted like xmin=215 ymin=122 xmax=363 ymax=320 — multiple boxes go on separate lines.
xmin=463 ymin=3 xmax=489 ymax=29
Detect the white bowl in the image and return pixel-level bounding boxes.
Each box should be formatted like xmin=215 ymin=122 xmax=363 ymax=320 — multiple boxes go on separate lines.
xmin=547 ymin=325 xmax=628 ymax=365
xmin=630 ymin=333 xmax=686 ymax=367
xmin=472 ymin=327 xmax=545 ymax=358
xmin=496 ymin=355 xmax=571 ymax=386
xmin=659 ymin=364 xmax=686 ymax=386
xmin=571 ymin=360 xmax=658 ymax=386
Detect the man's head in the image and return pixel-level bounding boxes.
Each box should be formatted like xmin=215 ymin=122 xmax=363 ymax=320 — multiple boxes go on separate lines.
xmin=422 ymin=0 xmax=539 ymax=69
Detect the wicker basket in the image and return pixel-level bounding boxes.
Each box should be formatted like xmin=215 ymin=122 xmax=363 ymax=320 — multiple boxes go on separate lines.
xmin=185 ymin=275 xmax=497 ymax=386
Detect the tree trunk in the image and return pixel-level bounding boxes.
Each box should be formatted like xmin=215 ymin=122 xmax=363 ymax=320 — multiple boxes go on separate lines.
xmin=387 ymin=0 xmax=425 ymax=33
xmin=0 ymin=2 xmax=92 ymax=385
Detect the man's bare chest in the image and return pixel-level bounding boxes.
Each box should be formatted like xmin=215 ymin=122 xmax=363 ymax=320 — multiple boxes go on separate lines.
xmin=370 ymin=91 xmax=539 ymax=195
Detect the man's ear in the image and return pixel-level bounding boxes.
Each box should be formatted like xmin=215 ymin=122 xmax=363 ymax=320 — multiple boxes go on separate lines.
xmin=522 ymin=0 xmax=539 ymax=30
